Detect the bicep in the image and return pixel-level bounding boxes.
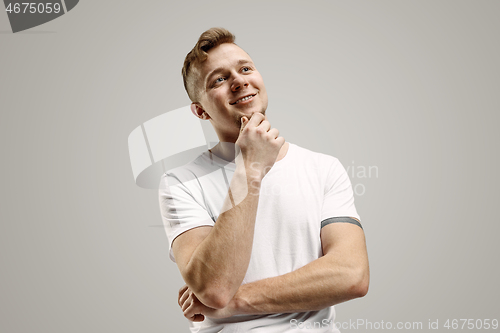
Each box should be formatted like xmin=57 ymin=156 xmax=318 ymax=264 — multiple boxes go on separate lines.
xmin=172 ymin=226 xmax=213 ymax=277
xmin=320 ymin=221 xmax=368 ymax=265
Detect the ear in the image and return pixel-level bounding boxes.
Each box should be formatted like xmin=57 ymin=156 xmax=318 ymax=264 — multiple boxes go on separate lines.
xmin=190 ymin=103 xmax=211 ymax=120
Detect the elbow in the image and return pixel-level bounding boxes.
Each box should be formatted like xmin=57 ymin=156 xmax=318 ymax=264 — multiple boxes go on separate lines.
xmin=183 ymin=271 xmax=233 ymax=309
xmin=354 ymin=275 xmax=369 ymax=298
xmin=349 ymin=266 xmax=370 ymax=298
xmin=196 ymin=288 xmax=232 ymax=309
xmin=182 ymin=260 xmax=236 ymax=309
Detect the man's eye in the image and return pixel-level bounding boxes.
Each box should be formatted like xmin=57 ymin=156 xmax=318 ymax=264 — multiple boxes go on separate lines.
xmin=242 ymin=67 xmax=251 ymax=72
xmin=215 ymin=77 xmax=225 ymax=83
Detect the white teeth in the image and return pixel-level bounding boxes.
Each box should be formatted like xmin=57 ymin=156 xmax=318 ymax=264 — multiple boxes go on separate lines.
xmin=235 ymin=95 xmax=254 ymax=104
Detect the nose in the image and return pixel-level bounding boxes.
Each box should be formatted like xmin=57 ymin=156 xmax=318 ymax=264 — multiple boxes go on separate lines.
xmin=231 ymin=73 xmax=249 ymax=92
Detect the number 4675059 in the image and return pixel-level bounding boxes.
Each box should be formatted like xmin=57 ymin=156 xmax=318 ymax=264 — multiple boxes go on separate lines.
xmin=5 ymin=3 xmax=62 ymax=14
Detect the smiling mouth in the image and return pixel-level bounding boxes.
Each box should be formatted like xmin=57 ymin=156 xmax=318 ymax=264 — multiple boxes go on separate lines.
xmin=231 ymin=94 xmax=256 ymax=105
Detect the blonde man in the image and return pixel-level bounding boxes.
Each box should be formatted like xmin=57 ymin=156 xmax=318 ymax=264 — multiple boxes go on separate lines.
xmin=159 ymin=27 xmax=369 ymax=332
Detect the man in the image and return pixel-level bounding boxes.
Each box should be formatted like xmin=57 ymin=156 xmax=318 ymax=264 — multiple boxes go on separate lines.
xmin=159 ymin=27 xmax=369 ymax=332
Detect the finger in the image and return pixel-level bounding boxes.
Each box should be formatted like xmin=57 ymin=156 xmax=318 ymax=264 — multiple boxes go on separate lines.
xmin=240 ymin=116 xmax=248 ymax=132
xmin=179 ymin=289 xmax=190 ymax=308
xmin=178 ymin=285 xmax=189 ymax=305
xmin=246 ymin=112 xmax=266 ymax=127
xmin=179 ymin=284 xmax=189 ymax=294
xmin=267 ymin=128 xmax=279 ymax=139
xmin=276 ymin=136 xmax=286 ymax=147
xmin=183 ymin=298 xmax=199 ymax=318
xmin=178 ymin=288 xmax=189 ymax=307
xmin=256 ymin=120 xmax=271 ymax=132
xmin=183 ymin=302 xmax=193 ymax=317
xmin=181 ymin=295 xmax=192 ymax=312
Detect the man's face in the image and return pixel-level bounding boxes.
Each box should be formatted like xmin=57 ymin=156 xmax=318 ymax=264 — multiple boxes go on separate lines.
xmin=195 ymin=43 xmax=268 ymax=141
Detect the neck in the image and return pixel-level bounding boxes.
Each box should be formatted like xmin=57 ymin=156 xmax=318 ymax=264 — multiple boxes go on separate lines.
xmin=210 ymin=142 xmax=238 ymax=162
xmin=210 ymin=141 xmax=289 ymax=163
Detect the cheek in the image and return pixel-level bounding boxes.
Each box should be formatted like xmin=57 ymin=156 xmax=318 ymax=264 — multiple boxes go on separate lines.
xmin=254 ymin=80 xmax=267 ymax=96
xmin=259 ymin=88 xmax=268 ymax=102
xmin=254 ymin=72 xmax=265 ymax=85
xmin=213 ymin=92 xmax=227 ymax=106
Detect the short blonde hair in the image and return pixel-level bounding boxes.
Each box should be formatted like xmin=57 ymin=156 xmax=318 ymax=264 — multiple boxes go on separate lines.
xmin=182 ymin=27 xmax=236 ymax=102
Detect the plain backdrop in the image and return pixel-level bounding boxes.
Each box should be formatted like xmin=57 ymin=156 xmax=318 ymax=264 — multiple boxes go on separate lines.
xmin=1 ymin=1 xmax=499 ymax=332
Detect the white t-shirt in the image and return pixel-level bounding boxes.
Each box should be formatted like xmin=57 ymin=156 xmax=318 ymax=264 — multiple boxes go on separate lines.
xmin=158 ymin=142 xmax=360 ymax=332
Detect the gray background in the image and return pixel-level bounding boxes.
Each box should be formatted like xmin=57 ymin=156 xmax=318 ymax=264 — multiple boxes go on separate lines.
xmin=1 ymin=0 xmax=499 ymax=332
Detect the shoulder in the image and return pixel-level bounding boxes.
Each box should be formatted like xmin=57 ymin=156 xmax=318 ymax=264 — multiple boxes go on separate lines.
xmin=289 ymin=143 xmax=342 ymax=168
xmin=287 ymin=144 xmax=349 ymax=190
xmin=159 ymin=150 xmax=215 ymax=189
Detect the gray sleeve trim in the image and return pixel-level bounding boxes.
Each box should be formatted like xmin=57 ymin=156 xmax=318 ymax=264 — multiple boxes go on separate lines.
xmin=321 ymin=216 xmax=363 ymax=230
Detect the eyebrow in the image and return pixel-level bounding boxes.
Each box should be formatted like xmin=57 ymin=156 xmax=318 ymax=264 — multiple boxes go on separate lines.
xmin=205 ymin=59 xmax=254 ymax=85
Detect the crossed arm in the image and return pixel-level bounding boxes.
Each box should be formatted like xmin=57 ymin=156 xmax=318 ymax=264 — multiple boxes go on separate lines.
xmin=177 ymin=220 xmax=369 ymax=321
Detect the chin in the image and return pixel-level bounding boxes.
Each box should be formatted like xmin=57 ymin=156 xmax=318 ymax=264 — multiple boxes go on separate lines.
xmin=248 ymin=107 xmax=266 ymax=116
xmin=235 ymin=107 xmax=266 ymax=125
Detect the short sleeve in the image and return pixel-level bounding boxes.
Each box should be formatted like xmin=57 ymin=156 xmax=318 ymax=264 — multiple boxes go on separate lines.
xmin=158 ymin=172 xmax=215 ymax=262
xmin=320 ymin=157 xmax=360 ymax=223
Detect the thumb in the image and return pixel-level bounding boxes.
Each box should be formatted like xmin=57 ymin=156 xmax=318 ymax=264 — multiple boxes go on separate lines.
xmin=240 ymin=116 xmax=248 ymax=130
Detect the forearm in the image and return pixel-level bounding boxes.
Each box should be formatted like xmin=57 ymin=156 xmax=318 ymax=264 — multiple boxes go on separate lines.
xmin=184 ymin=166 xmax=262 ymax=306
xmin=230 ymin=253 xmax=369 ymax=315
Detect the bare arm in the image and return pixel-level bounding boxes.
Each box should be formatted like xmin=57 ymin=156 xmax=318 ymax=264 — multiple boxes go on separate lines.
xmin=172 ymin=169 xmax=259 ymax=310
xmin=180 ymin=221 xmax=369 ymax=318
xmin=230 ymin=222 xmax=369 ymax=314
xmin=172 ymin=113 xmax=285 ymax=310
